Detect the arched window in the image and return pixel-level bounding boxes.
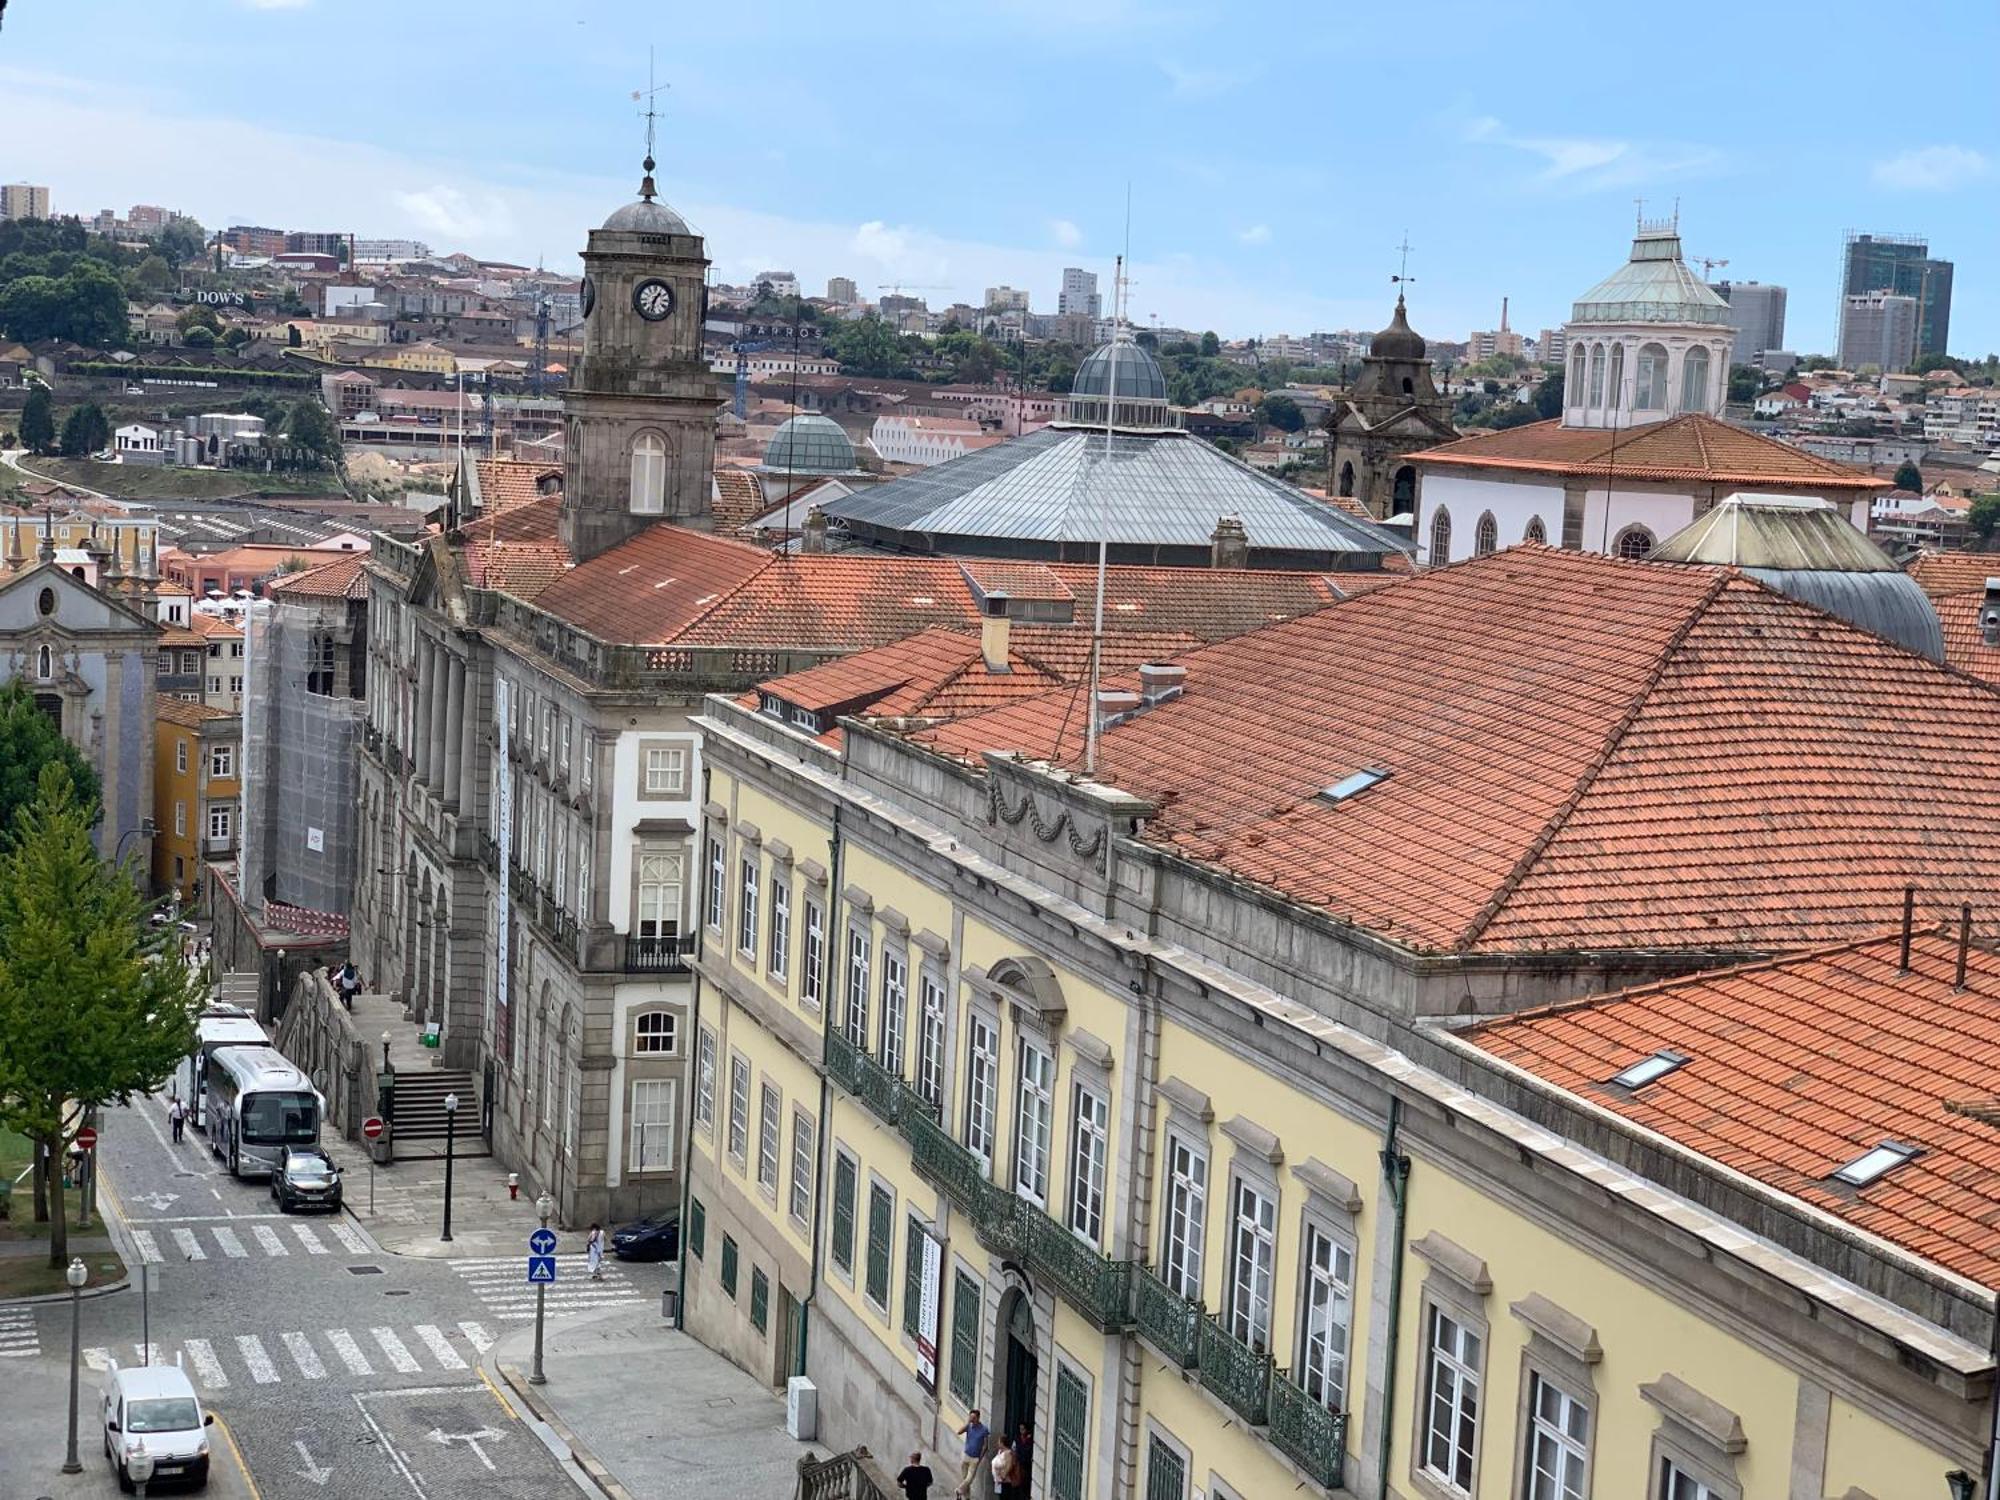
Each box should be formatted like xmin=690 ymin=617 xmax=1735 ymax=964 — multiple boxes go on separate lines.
xmin=1524 ymin=515 xmax=1547 ymax=544
xmin=1614 ymin=525 xmax=1655 ymax=559
xmin=1635 ymin=343 xmax=1670 ymax=410
xmin=629 ymin=431 xmax=667 ymax=515
xmin=1474 ymin=512 xmax=1499 ymax=557
xmin=1607 ymin=344 xmax=1626 ymax=410
xmin=1428 ymin=507 xmax=1452 ymax=567
xmin=1401 ymin=376 xmax=1414 ymax=395
xmin=1587 ymin=344 xmax=1606 ymax=407
xmin=1391 ymin=466 xmax=1416 ymax=516
xmin=1568 ymin=346 xmax=1585 ymax=401
xmin=1681 ymin=345 xmax=1712 ymax=413
xmin=36 ymin=645 xmax=52 ymax=680
xmin=1337 ymin=461 xmax=1355 ymax=498
xmin=635 ymin=1010 xmax=677 ymax=1054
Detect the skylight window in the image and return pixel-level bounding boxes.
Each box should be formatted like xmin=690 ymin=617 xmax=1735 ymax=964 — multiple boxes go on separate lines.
xmin=1610 ymin=1049 xmax=1690 ymax=1089
xmin=1317 ymin=767 xmax=1390 ymax=804
xmin=1830 ymin=1142 xmax=1918 ymax=1187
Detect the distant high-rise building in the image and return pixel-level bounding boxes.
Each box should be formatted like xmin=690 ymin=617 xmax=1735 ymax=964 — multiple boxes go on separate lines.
xmin=224 ymin=225 xmax=287 ymax=256
xmin=1058 ymin=267 xmax=1100 ymax=320
xmin=753 ymin=270 xmax=800 ymax=299
xmin=1537 ymin=328 xmax=1566 ymax=366
xmin=1466 ymin=297 xmax=1524 ymax=362
xmin=1842 ymin=232 xmax=1951 ymax=359
xmin=825 ymin=276 xmax=858 ymax=305
xmin=0 ymin=183 xmax=50 ymax=221
xmin=286 ymin=231 xmax=347 ymax=258
xmin=1711 ymin=281 xmax=1788 ymax=367
xmin=126 ymin=204 xmax=172 ymax=233
xmin=1837 ymin=290 xmax=1919 ymax=373
xmin=352 ymin=238 xmax=431 ymax=262
xmin=984 ymin=285 xmax=1030 ymax=313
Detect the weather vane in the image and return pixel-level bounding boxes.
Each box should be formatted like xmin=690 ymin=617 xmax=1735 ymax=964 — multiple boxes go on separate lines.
xmin=1392 ymin=232 xmax=1415 ymax=292
xmin=631 ymin=47 xmax=669 ymax=195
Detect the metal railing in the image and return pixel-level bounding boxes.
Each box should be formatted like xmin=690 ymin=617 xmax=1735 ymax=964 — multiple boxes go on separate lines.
xmin=794 ymin=1446 xmax=894 ymax=1500
xmin=824 ymin=1030 xmax=903 ymax=1125
xmin=1268 ymin=1368 xmax=1349 ymax=1489
xmin=624 ymin=933 xmax=697 ymax=974
xmin=1196 ymin=1313 xmax=1273 ymax=1426
xmin=1132 ymin=1264 xmax=1201 ymax=1368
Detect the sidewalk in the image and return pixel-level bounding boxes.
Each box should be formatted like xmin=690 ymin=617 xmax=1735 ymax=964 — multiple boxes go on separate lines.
xmin=489 ymin=1305 xmax=815 ymax=1500
xmin=322 ymin=1129 xmax=567 ymax=1259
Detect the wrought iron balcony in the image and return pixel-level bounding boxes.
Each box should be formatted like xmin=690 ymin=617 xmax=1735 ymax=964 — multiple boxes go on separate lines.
xmin=1268 ymin=1368 xmax=1349 ymax=1490
xmin=1023 ymin=1211 xmax=1131 ymax=1333
xmin=477 ymin=834 xmax=499 ymax=873
xmin=1197 ymin=1313 xmax=1273 ymax=1426
xmin=1132 ymin=1264 xmax=1201 ymax=1368
xmin=903 ymin=1092 xmax=992 ymax=1209
xmin=624 ymin=932 xmax=697 ymax=974
xmin=824 ymin=1030 xmax=903 ymax=1126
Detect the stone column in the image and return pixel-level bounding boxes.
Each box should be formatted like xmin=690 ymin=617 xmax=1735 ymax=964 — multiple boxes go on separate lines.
xmin=412 ymin=641 xmax=433 ymax=784
xmin=427 ymin=641 xmax=449 ymax=791
xmin=442 ymin=653 xmax=465 ymax=808
xmin=457 ymin=656 xmax=481 ymax=818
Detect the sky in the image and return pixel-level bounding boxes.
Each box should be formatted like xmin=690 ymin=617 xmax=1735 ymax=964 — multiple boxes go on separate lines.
xmin=2 ymin=0 xmax=1995 ymax=356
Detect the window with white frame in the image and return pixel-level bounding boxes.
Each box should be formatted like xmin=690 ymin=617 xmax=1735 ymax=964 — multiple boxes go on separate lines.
xmin=757 ymin=1082 xmax=781 ymax=1193
xmin=1299 ymin=1225 xmax=1354 ymax=1412
xmin=737 ymin=857 xmax=759 ymax=957
xmin=966 ymin=1014 xmax=998 ymax=1164
xmin=207 ymin=806 xmax=233 ymax=843
xmin=630 ymin=431 xmax=667 ymax=514
xmin=1068 ymin=1082 xmax=1108 ymax=1244
xmin=1635 ymin=342 xmax=1670 ymax=410
xmin=880 ymin=950 xmax=908 ymax=1076
xmin=1227 ymin=1178 xmax=1276 ymax=1352
xmin=1421 ymin=1304 xmax=1483 ymax=1493
xmin=1523 ymin=1372 xmax=1590 ymax=1500
xmin=175 ymin=740 xmax=188 ymax=774
xmin=843 ymin=927 xmax=872 ymax=1047
xmin=209 ymin=744 xmax=232 ymax=778
xmin=789 ymin=1110 xmax=815 ymax=1225
xmin=693 ymin=1027 xmax=716 ymax=1131
xmin=917 ymin=970 xmax=946 ymax=1110
xmin=174 ymin=801 xmax=186 ymax=837
xmin=703 ymin=835 xmax=725 ymax=929
xmin=727 ymin=1055 xmax=750 ymax=1164
xmin=643 ymin=745 xmax=686 ymax=795
xmin=1162 ymin=1135 xmax=1207 ymax=1300
xmin=634 ymin=1010 xmax=676 ymax=1055
xmin=768 ymin=877 xmax=791 ymax=979
xmin=636 ymin=851 xmax=681 ymax=938
xmin=1014 ymin=1040 xmax=1055 ymax=1205
xmin=552 ymin=830 xmax=567 ymax=904
xmin=1656 ymin=1458 xmax=1717 ymax=1500
xmin=802 ymin=897 xmax=826 ymax=1007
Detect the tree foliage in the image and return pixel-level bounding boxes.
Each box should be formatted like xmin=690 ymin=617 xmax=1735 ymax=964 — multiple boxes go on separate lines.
xmin=0 ymin=260 xmax=129 ymax=346
xmin=0 ymin=681 xmax=99 ymax=836
xmin=58 ymin=402 xmax=111 ymax=458
xmin=1533 ymin=370 xmax=1565 ymax=420
xmin=1259 ymin=393 xmax=1304 ymax=433
xmin=18 ymin=386 xmax=54 ymax=453
xmin=1727 ymin=364 xmax=1764 ymax=404
xmin=1893 ymin=460 xmax=1924 ymax=493
xmin=1969 ymin=495 xmax=2000 ymax=544
xmin=0 ymin=765 xmax=198 ymax=1265
xmin=156 ymin=217 xmax=208 ymax=268
xmin=285 ymin=399 xmax=343 ymax=463
xmin=825 ymin=314 xmax=916 ymax=379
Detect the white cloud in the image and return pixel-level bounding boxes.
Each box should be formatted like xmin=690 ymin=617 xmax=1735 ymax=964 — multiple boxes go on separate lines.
xmin=1872 ymin=144 xmax=1988 ymax=191
xmin=1049 ymin=218 xmax=1082 ymax=249
xmin=1158 ymin=59 xmax=1248 ymax=99
xmin=1463 ymin=113 xmax=1719 ymax=191
xmin=1236 ymin=224 xmax=1271 ymax=246
xmin=392 ymin=186 xmax=518 ymax=242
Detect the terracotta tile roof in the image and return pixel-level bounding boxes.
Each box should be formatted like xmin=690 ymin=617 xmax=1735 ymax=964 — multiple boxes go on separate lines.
xmin=1908 ymin=550 xmax=2000 ymax=599
xmin=712 ymin=469 xmax=766 ymax=531
xmin=466 ymin=541 xmax=570 ymax=601
xmin=454 ymin=496 xmax=563 ymax=545
xmin=157 ymin=625 xmax=205 ymax=648
xmin=910 ymin=545 xmax=2000 ymax=955
xmin=959 ymin=562 xmax=1075 ymax=603
xmin=268 ymin=552 xmax=369 ymax=601
xmin=187 ymin=613 xmax=243 ymax=639
xmin=156 ymin=693 xmax=233 ymax=727
xmin=475 ymin=459 xmax=562 ymax=515
xmin=530 ymin=525 xmax=772 ymax=645
xmin=1463 ymin=931 xmax=2000 ymax=1285
xmin=1411 ymin=414 xmax=1886 ymax=492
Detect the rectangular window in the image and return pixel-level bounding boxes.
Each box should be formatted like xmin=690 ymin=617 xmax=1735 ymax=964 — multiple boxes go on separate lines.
xmin=1051 ymin=1363 xmax=1089 ymax=1500
xmin=207 ymin=806 xmax=233 ymax=842
xmin=229 ymin=675 xmax=243 ymax=695
xmin=687 ymin=1197 xmax=705 ymax=1259
xmin=643 ymin=745 xmax=686 ymax=795
xmin=628 ymin=1079 xmax=676 ymax=1173
xmin=175 ymin=741 xmax=188 ymax=774
xmin=948 ymin=1269 xmax=980 ymax=1406
xmin=789 ymin=1110 xmax=815 ymax=1226
xmin=843 ymin=927 xmax=872 ymax=1047
xmin=1299 ymin=1225 xmax=1354 ymax=1413
xmin=902 ymin=1215 xmax=926 ymax=1338
xmin=801 ymin=898 xmax=826 ymax=1007
xmin=738 ymin=857 xmax=759 ymax=957
xmin=1162 ymin=1136 xmax=1207 ymax=1300
xmin=1227 ymin=1179 xmax=1276 ymax=1352
xmin=719 ymin=1234 xmax=738 ymax=1298
xmin=174 ymin=801 xmax=187 ymax=837
xmin=693 ymin=1028 xmax=716 ymax=1132
xmin=1145 ymin=1435 xmax=1187 ymax=1500
xmin=633 ymin=1011 xmax=676 ymax=1056
xmin=1421 ymin=1304 xmax=1482 ymax=1493
xmin=208 ymin=744 xmax=233 ymax=779
xmin=917 ymin=970 xmax=947 ymax=1111
xmin=1656 ymin=1458 xmax=1716 ymax=1500
xmin=880 ymin=950 xmax=908 ymax=1076
xmin=1014 ymin=1040 xmax=1055 ymax=1205
xmin=727 ymin=1055 xmax=750 ymax=1165
xmin=966 ymin=1014 xmax=998 ymax=1165
xmin=831 ymin=1152 xmax=858 ymax=1277
xmin=636 ymin=852 xmax=682 ymax=938
xmin=703 ymin=835 xmax=725 ymax=930
xmin=1068 ymin=1082 xmax=1109 ymax=1244
xmin=864 ymin=1181 xmax=894 ymax=1312
xmin=757 ymin=1082 xmax=781 ymax=1193
xmin=768 ymin=877 xmax=790 ymax=980
xmin=1524 ymin=1372 xmax=1590 ymax=1500
xmin=749 ymin=1267 xmax=769 ymax=1334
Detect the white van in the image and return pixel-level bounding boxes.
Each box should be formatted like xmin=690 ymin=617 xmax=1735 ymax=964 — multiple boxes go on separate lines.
xmin=101 ymin=1362 xmax=213 ymax=1491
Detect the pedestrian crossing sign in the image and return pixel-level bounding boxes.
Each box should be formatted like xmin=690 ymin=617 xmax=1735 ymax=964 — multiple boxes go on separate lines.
xmin=527 ymin=1254 xmax=557 ymax=1284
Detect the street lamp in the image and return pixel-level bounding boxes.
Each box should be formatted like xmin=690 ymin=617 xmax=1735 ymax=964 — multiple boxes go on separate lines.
xmin=440 ymin=1092 xmax=459 ymax=1242
xmin=530 ymin=1191 xmax=554 ymax=1386
xmin=380 ymin=1031 xmax=392 ymax=1072
xmin=61 ymin=1256 xmax=86 ymax=1473
xmin=1943 ymin=1471 xmax=1974 ymax=1500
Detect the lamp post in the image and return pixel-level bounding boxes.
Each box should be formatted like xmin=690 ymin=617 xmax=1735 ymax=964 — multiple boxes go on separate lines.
xmin=1944 ymin=1469 xmax=1974 ymax=1500
xmin=381 ymin=1031 xmax=392 ymax=1073
xmin=440 ymin=1092 xmax=458 ymax=1242
xmin=61 ymin=1256 xmax=86 ymax=1473
xmin=530 ymin=1191 xmax=554 ymax=1385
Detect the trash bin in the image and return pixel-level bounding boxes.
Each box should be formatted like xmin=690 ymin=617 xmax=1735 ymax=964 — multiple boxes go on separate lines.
xmin=661 ymin=1287 xmax=679 ymax=1326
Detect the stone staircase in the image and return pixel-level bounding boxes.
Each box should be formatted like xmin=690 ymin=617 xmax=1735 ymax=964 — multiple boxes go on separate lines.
xmin=388 ymin=1066 xmax=486 ymax=1157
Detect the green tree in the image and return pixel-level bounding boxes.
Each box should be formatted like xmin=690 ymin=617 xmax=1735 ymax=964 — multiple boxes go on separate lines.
xmin=1969 ymin=495 xmax=2000 ymax=544
xmin=287 ymin=323 xmax=303 ymax=348
xmin=222 ymin=325 xmax=250 ymax=350
xmin=0 ymin=765 xmax=199 ymax=1266
xmin=1802 ymin=355 xmax=1836 ymax=372
xmin=156 ymin=217 xmax=207 ymax=268
xmin=285 ymin=399 xmax=343 ymax=464
xmin=0 ymin=682 xmax=99 ymax=838
xmin=1260 ymin=393 xmax=1304 ymax=433
xmin=176 ymin=304 xmax=223 ymax=336
xmin=1199 ymin=330 xmax=1220 ymax=358
xmin=55 ymin=262 xmax=127 ymax=347
xmin=825 ymin=315 xmax=909 ymax=379
xmin=128 ymin=255 xmax=173 ymax=296
xmin=18 ymin=386 xmax=54 ymax=453
xmin=1892 ymin=460 xmax=1924 ymax=493
xmin=1728 ymin=364 xmax=1763 ymax=404
xmin=183 ymin=325 xmax=217 ymax=349
xmin=57 ymin=403 xmax=111 ymax=458
xmin=1533 ymin=369 xmax=1564 ymax=420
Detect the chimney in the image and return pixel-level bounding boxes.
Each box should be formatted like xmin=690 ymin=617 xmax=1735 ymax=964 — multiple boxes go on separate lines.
xmin=801 ymin=506 xmax=829 ymax=554
xmin=1983 ymin=580 xmax=2000 ymax=647
xmin=979 ymin=596 xmax=1011 ymax=672
xmin=1210 ymin=514 xmax=1249 ymax=569
xmin=1138 ymin=662 xmax=1186 ymax=706
xmin=1095 ymin=688 xmax=1141 ymax=732
xmin=1500 ymin=294 xmax=1510 ymax=333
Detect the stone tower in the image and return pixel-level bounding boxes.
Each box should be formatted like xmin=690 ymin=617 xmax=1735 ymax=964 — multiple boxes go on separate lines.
xmin=559 ymin=156 xmax=720 ymax=563
xmin=1327 ymin=296 xmax=1458 ymax=521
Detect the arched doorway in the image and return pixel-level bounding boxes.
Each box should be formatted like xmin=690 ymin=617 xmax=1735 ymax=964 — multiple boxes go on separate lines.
xmin=996 ymin=1286 xmax=1039 ymax=1444
xmin=1391 ymin=465 xmax=1416 ymax=515
xmin=1337 ymin=461 xmax=1355 ymax=498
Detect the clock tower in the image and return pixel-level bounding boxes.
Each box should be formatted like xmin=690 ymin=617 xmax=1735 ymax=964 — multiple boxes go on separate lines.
xmin=560 ymin=156 xmax=719 ymax=563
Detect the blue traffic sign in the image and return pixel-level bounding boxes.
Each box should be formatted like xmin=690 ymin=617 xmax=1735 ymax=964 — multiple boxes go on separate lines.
xmin=528 ymin=1227 xmax=557 ymax=1256
xmin=527 ymin=1254 xmax=557 ymax=1284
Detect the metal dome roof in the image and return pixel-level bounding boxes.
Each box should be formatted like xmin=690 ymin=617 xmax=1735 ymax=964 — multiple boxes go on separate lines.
xmin=1571 ymin=226 xmax=1732 ymax=327
xmin=765 ymin=414 xmax=856 ymax=475
xmin=1070 ymin=338 xmax=1168 ymax=402
xmin=602 ymin=198 xmax=691 ymax=234
xmin=1369 ymin=296 xmax=1427 ymax=359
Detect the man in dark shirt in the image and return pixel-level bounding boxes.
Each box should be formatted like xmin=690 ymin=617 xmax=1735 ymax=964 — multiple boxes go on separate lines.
xmin=1006 ymin=1423 xmax=1033 ymax=1500
xmin=897 ymin=1450 xmax=934 ymax=1500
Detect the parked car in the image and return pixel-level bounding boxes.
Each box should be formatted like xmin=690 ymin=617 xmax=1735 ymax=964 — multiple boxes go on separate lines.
xmin=269 ymin=1147 xmax=342 ymax=1212
xmin=102 ymin=1362 xmax=212 ymax=1491
xmin=610 ymin=1215 xmax=679 ymax=1262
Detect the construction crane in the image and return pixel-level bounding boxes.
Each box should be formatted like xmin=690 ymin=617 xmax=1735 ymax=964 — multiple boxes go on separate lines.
xmin=1694 ymin=255 xmax=1729 ymax=280
xmin=730 ymin=340 xmax=772 ymax=421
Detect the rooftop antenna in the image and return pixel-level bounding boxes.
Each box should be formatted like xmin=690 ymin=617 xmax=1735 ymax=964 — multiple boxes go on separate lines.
xmin=1083 ymin=188 xmax=1131 ymax=777
xmin=631 ymin=49 xmax=669 ymax=200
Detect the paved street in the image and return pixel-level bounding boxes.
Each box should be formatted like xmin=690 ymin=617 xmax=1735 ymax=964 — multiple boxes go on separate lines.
xmin=1 ymin=1088 xmax=672 ymax=1500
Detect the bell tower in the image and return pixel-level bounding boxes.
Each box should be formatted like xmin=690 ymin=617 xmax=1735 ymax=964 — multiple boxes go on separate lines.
xmin=559 ymin=154 xmax=719 ymax=563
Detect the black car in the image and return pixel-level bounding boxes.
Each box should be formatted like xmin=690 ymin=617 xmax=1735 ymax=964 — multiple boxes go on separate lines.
xmin=270 ymin=1148 xmax=342 ymax=1212
xmin=610 ymin=1215 xmax=680 ymax=1261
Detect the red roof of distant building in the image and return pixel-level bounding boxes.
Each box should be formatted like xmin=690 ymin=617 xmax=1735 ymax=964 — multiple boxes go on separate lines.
xmin=268 ymin=552 xmax=369 ymax=601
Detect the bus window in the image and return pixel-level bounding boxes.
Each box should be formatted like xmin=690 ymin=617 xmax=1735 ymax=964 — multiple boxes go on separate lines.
xmin=241 ymin=1092 xmax=319 ymax=1145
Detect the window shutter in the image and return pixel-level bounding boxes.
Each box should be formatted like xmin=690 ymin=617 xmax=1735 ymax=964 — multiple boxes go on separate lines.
xmin=719 ymin=1234 xmax=738 ymax=1298
xmin=902 ymin=1218 xmax=925 ymax=1337
xmin=948 ymin=1271 xmax=980 ymax=1405
xmin=1051 ymin=1364 xmax=1089 ymax=1500
xmin=831 ymin=1156 xmax=856 ymax=1275
xmin=1144 ymin=1435 xmax=1187 ymax=1500
xmin=865 ymin=1184 xmax=893 ymax=1308
xmin=749 ymin=1268 xmax=769 ymax=1333
xmin=688 ymin=1197 xmax=706 ymax=1259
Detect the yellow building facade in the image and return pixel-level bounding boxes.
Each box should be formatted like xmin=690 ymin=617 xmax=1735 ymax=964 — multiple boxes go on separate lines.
xmin=153 ymin=695 xmax=240 ymax=901
xmin=684 ymin=694 xmax=1990 ymax=1500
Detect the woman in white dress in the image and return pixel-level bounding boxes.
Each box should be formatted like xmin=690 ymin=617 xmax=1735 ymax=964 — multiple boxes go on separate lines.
xmin=585 ymin=1222 xmax=605 ymax=1280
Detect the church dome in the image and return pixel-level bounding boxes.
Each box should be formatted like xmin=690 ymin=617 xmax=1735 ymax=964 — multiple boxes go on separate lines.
xmin=1572 ymin=224 xmax=1732 ymax=327
xmin=1071 ymin=337 xmax=1168 ymax=403
xmin=1369 ymin=296 xmax=1427 ymax=360
xmin=602 ymin=199 xmax=690 ymax=234
xmin=765 ymin=414 xmax=856 ymax=475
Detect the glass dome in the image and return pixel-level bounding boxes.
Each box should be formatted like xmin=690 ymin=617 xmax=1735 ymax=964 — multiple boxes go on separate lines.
xmin=1070 ymin=338 xmax=1168 ymax=402
xmin=765 ymin=414 xmax=856 ymax=475
xmin=1571 ymin=226 xmax=1732 ymax=327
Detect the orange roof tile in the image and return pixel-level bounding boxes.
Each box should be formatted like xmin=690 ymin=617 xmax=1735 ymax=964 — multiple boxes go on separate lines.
xmin=712 ymin=469 xmax=766 ymax=531
xmin=908 ymin=545 xmax=2000 ymax=955
xmin=475 ymin=459 xmax=563 ymax=515
xmin=466 ymin=541 xmax=570 ymax=601
xmin=959 ymin=562 xmax=1075 ymax=603
xmin=156 ymin=693 xmax=233 ymax=727
xmin=530 ymin=526 xmax=772 ymax=646
xmin=157 ymin=625 xmax=205 ymax=648
xmin=268 ymin=552 xmax=369 ymax=601
xmin=1411 ymin=414 xmax=1885 ymax=492
xmin=1908 ymin=550 xmax=2000 ymax=599
xmin=187 ymin=613 xmax=243 ymax=639
xmin=454 ymin=496 xmax=563 ymax=546
xmin=1463 ymin=931 xmax=2000 ymax=1285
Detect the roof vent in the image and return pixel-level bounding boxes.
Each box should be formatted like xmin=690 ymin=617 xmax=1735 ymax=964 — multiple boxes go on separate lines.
xmin=1316 ymin=766 xmax=1390 ymax=804
xmin=1137 ymin=663 xmax=1186 ymax=706
xmin=1095 ymin=689 xmax=1142 ymax=731
xmin=1982 ymin=579 xmax=2000 ymax=648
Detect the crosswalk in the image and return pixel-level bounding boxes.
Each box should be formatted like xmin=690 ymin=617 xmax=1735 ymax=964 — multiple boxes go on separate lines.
xmin=127 ymin=1218 xmax=370 ymax=1264
xmin=81 ymin=1322 xmax=495 ymax=1389
xmin=0 ymin=1306 xmax=39 ymax=1360
xmin=450 ymin=1254 xmax=653 ymax=1321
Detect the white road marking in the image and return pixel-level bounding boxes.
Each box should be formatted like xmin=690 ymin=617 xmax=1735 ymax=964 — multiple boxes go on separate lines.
xmin=0 ymin=1348 xmax=36 ymax=1358
xmin=236 ymin=1334 xmax=279 ymax=1384
xmin=172 ymin=1228 xmax=205 ymax=1260
xmin=282 ymin=1331 xmax=327 ymax=1379
xmin=292 ymin=1223 xmax=327 ymax=1255
xmin=83 ymin=1346 xmax=113 ymax=1372
xmin=252 ymin=1224 xmax=289 ymax=1257
xmin=351 ymin=1389 xmax=428 ymax=1500
xmin=136 ymin=1343 xmax=166 ymax=1366
xmin=458 ymin=1322 xmax=493 ymax=1354
xmin=130 ymin=1230 xmax=163 ymax=1265
xmin=329 ymin=1222 xmax=369 ymax=1255
xmin=412 ymin=1324 xmax=467 ymax=1370
xmin=371 ymin=1327 xmax=420 ymax=1374
xmin=212 ymin=1226 xmax=248 ymax=1259
xmin=325 ymin=1328 xmax=373 ymax=1376
xmin=182 ymin=1338 xmax=228 ymax=1389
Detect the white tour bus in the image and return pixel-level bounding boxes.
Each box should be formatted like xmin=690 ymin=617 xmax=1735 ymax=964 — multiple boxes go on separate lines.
xmin=204 ymin=1046 xmax=321 ymax=1179
xmin=177 ymin=1005 xmax=269 ymax=1131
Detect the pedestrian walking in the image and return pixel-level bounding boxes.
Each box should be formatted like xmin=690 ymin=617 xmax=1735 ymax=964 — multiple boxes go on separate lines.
xmin=952 ymin=1409 xmax=990 ymax=1499
xmin=989 ymin=1437 xmax=1017 ymax=1498
xmin=168 ymin=1095 xmax=186 ymax=1143
xmin=585 ymin=1222 xmax=605 ymax=1280
xmin=897 ymin=1450 xmax=935 ymax=1500
xmin=1005 ymin=1423 xmax=1032 ymax=1500
xmin=332 ymin=960 xmax=361 ymax=1010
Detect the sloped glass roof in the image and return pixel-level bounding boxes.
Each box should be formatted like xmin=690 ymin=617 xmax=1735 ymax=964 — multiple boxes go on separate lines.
xmin=1572 ymin=229 xmax=1733 ymax=327
xmin=766 ymin=414 xmax=858 ymax=475
xmin=1071 ymin=340 xmax=1168 ymax=401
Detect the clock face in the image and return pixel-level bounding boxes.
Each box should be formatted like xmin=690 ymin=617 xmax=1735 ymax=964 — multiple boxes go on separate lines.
xmin=633 ymin=279 xmax=675 ymax=321
xmin=580 ymin=276 xmax=595 ymax=319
